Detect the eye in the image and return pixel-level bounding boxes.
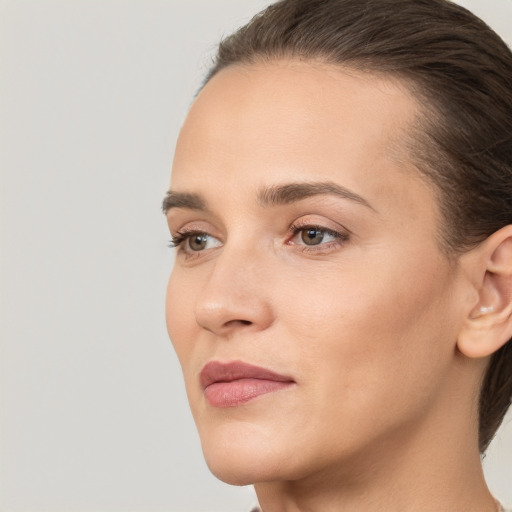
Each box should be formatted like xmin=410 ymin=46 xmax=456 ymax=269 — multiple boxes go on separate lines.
xmin=287 ymin=222 xmax=349 ymax=252
xmin=187 ymin=233 xmax=210 ymax=251
xmin=299 ymin=227 xmax=332 ymax=246
xmin=170 ymin=231 xmax=222 ymax=252
xmin=290 ymin=225 xmax=343 ymax=246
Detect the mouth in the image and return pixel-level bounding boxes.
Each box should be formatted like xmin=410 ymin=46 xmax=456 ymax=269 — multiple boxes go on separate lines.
xmin=200 ymin=360 xmax=295 ymax=408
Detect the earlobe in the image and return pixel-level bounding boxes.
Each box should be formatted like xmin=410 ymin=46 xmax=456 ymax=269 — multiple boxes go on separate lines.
xmin=457 ymin=225 xmax=512 ymax=359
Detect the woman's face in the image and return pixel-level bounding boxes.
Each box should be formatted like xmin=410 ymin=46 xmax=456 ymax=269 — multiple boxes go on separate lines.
xmin=165 ymin=62 xmax=469 ymax=485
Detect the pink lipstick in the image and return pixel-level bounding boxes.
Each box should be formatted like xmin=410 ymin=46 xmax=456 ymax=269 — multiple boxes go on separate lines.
xmin=200 ymin=361 xmax=294 ymax=408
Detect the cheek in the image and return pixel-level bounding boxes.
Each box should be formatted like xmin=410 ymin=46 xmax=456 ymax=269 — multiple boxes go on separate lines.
xmin=282 ymin=245 xmax=454 ymax=348
xmin=277 ymin=250 xmax=457 ymax=423
xmin=165 ymin=269 xmax=197 ymax=363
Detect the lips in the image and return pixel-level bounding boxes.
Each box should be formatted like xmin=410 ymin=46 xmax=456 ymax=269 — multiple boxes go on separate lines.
xmin=200 ymin=360 xmax=295 ymax=408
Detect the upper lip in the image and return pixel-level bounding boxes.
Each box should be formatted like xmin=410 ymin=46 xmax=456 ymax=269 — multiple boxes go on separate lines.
xmin=200 ymin=360 xmax=294 ymax=389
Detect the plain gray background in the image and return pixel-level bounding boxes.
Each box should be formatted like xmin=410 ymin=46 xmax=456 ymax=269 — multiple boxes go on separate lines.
xmin=1 ymin=1 xmax=511 ymax=511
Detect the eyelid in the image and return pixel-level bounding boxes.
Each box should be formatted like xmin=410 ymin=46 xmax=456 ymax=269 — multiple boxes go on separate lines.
xmin=169 ymin=219 xmax=220 ymax=241
xmin=287 ymin=216 xmax=351 ymax=237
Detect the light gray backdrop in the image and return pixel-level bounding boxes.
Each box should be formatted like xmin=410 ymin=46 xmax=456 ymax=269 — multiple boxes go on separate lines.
xmin=1 ymin=1 xmax=510 ymax=511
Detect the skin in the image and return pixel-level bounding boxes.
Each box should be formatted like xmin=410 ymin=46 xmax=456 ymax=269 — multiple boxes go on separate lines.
xmin=165 ymin=61 xmax=502 ymax=511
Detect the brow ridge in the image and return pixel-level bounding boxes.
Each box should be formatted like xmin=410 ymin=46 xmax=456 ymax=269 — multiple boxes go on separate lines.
xmin=162 ymin=191 xmax=207 ymax=214
xmin=162 ymin=181 xmax=375 ymax=214
xmin=257 ymin=181 xmax=375 ymax=210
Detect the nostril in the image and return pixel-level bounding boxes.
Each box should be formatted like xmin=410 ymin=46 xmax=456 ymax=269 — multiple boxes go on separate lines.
xmin=224 ymin=319 xmax=253 ymax=328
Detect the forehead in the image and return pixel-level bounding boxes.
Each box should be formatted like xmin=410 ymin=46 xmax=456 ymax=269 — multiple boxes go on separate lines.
xmin=172 ymin=61 xmax=418 ymax=180
xmin=171 ymin=61 xmax=428 ymax=218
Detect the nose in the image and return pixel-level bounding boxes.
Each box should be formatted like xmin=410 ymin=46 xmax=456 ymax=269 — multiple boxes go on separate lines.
xmin=194 ymin=244 xmax=275 ymax=338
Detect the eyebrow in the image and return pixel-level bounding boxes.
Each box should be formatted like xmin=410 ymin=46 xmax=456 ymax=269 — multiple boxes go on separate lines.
xmin=257 ymin=181 xmax=375 ymax=211
xmin=162 ymin=181 xmax=375 ymax=214
xmin=162 ymin=191 xmax=207 ymax=214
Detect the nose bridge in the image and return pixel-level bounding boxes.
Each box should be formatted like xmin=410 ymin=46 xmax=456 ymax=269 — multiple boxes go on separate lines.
xmin=194 ymin=237 xmax=273 ymax=335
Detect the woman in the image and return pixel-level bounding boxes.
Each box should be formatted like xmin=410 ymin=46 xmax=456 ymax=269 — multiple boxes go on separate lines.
xmin=163 ymin=0 xmax=512 ymax=510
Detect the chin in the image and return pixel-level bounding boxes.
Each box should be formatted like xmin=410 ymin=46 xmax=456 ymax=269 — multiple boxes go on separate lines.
xmin=203 ymin=449 xmax=302 ymax=486
xmin=204 ymin=455 xmax=262 ymax=486
xmin=198 ymin=421 xmax=304 ymax=486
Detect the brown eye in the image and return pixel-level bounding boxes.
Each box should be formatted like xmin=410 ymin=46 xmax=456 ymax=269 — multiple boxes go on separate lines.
xmin=170 ymin=231 xmax=222 ymax=254
xmin=301 ymin=228 xmax=325 ymax=245
xmin=188 ymin=234 xmax=209 ymax=251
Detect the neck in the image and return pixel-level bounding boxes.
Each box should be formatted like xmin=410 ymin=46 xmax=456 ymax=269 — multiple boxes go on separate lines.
xmin=255 ymin=362 xmax=496 ymax=512
xmin=255 ymin=435 xmax=495 ymax=512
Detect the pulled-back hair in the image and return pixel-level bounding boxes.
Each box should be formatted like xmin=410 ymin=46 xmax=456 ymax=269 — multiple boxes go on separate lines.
xmin=204 ymin=0 xmax=512 ymax=452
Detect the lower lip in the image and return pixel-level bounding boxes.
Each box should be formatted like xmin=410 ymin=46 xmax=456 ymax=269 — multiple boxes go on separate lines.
xmin=204 ymin=378 xmax=293 ymax=408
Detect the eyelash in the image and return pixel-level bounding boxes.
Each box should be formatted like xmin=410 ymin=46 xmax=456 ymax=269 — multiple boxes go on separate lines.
xmin=168 ymin=231 xmax=193 ymax=249
xmin=168 ymin=224 xmax=349 ymax=255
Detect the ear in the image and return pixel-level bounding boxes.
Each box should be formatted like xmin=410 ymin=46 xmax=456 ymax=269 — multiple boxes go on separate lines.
xmin=457 ymin=225 xmax=512 ymax=359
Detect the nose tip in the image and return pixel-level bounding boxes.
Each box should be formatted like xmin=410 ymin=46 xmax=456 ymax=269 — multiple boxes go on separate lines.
xmin=194 ymin=255 xmax=274 ymax=337
xmin=195 ymin=296 xmax=272 ymax=337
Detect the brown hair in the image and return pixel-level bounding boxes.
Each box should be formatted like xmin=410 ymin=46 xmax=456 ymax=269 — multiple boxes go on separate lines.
xmin=203 ymin=0 xmax=512 ymax=452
